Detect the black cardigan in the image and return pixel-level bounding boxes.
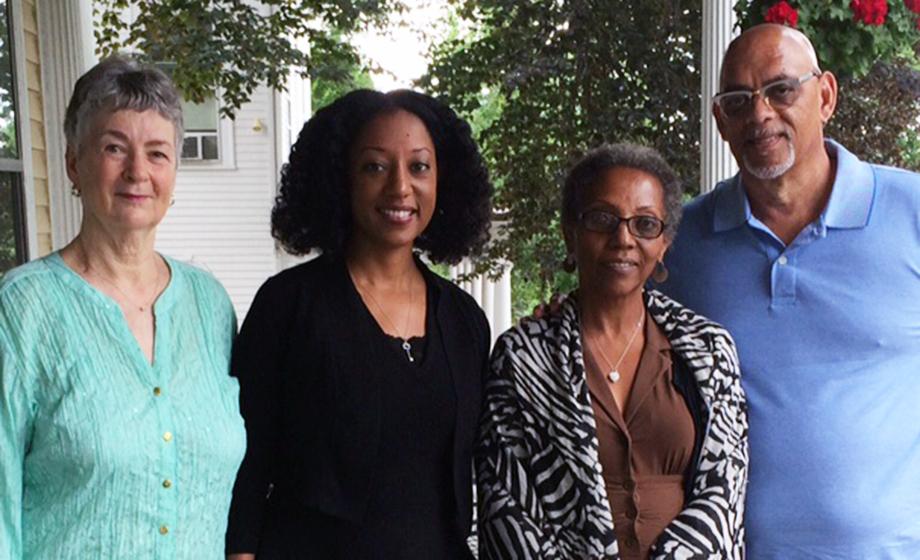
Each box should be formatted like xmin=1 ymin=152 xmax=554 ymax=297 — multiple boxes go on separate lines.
xmin=225 ymin=254 xmax=491 ymax=553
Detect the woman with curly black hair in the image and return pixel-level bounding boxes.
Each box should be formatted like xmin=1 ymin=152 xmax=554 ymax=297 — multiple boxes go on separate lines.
xmin=225 ymin=89 xmax=493 ymax=560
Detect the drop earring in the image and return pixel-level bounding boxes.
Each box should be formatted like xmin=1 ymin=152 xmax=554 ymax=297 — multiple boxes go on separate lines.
xmin=652 ymin=260 xmax=669 ymax=283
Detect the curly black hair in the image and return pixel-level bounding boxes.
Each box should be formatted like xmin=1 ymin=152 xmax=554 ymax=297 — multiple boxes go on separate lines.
xmin=272 ymin=89 xmax=493 ymax=264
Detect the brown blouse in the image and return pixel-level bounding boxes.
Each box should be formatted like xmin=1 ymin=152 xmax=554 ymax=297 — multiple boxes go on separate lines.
xmin=585 ymin=313 xmax=696 ymax=560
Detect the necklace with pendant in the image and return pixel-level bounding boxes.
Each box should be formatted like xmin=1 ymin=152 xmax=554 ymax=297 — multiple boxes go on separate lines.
xmin=351 ymin=272 xmax=417 ymax=363
xmin=587 ymin=312 xmax=644 ymax=383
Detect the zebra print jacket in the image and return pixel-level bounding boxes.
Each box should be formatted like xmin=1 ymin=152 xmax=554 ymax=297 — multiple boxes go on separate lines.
xmin=476 ymin=290 xmax=748 ymax=559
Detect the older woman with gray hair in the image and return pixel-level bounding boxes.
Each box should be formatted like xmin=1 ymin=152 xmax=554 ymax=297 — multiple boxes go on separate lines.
xmin=476 ymin=143 xmax=749 ymax=559
xmin=0 ymin=57 xmax=245 ymax=558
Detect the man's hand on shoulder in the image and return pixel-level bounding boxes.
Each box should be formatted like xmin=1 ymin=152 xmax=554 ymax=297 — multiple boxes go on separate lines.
xmin=529 ymin=293 xmax=565 ymax=321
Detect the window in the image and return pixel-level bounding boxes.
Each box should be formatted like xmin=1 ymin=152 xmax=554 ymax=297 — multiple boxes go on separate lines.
xmin=181 ymin=96 xmax=220 ymax=161
xmin=0 ymin=0 xmax=25 ymax=273
xmin=157 ymin=63 xmax=233 ymax=167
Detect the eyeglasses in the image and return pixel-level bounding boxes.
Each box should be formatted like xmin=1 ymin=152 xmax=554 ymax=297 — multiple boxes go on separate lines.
xmin=713 ymin=71 xmax=821 ymax=118
xmin=578 ymin=210 xmax=666 ymax=239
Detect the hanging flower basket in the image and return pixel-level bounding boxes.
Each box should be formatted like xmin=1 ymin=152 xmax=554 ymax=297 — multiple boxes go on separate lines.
xmin=735 ymin=0 xmax=920 ymax=78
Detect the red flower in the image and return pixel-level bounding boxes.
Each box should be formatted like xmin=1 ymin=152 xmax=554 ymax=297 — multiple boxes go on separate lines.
xmin=906 ymin=0 xmax=920 ymax=13
xmin=764 ymin=1 xmax=799 ymax=27
xmin=850 ymin=0 xmax=889 ymax=25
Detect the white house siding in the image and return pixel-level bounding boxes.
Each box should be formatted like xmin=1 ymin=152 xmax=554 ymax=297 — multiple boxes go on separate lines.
xmin=155 ymin=87 xmax=280 ymax=319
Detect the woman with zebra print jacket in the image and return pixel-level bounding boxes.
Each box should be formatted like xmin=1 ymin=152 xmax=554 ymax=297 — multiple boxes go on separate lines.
xmin=476 ymin=144 xmax=748 ymax=559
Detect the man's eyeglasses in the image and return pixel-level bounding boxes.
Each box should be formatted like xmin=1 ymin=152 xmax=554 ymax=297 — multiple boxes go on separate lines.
xmin=713 ymin=71 xmax=821 ymax=119
xmin=578 ymin=210 xmax=666 ymax=239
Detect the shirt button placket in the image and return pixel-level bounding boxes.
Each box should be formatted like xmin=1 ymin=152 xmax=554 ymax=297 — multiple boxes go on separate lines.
xmin=624 ymin=445 xmax=641 ymax=547
xmin=152 ymin=374 xmax=178 ymax=560
xmin=771 ymin=251 xmax=797 ymax=305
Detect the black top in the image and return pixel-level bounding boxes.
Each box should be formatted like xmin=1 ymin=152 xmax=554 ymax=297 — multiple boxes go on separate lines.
xmin=226 ymin=254 xmax=490 ymax=558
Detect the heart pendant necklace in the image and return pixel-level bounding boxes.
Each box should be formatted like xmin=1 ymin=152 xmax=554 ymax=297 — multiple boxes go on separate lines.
xmin=588 ymin=313 xmax=644 ymax=383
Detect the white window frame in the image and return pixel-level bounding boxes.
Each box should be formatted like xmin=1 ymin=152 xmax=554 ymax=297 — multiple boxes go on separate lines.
xmin=179 ymin=96 xmax=236 ymax=171
xmin=181 ymin=130 xmax=219 ymax=161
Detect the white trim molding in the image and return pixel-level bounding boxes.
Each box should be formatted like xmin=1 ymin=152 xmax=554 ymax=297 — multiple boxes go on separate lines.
xmin=37 ymin=0 xmax=96 ymax=249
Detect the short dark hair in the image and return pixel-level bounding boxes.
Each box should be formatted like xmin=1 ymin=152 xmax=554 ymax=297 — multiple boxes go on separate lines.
xmin=64 ymin=56 xmax=183 ymax=154
xmin=562 ymin=143 xmax=683 ymax=239
xmin=272 ymin=89 xmax=493 ymax=264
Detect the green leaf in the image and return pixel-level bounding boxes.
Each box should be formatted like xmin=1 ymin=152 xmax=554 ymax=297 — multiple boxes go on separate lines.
xmin=94 ymin=0 xmax=402 ymax=118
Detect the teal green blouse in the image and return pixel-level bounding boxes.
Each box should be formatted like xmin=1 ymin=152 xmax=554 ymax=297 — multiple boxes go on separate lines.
xmin=0 ymin=252 xmax=246 ymax=559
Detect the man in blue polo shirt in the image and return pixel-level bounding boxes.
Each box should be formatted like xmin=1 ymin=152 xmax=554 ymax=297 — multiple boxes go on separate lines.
xmin=660 ymin=24 xmax=920 ymax=558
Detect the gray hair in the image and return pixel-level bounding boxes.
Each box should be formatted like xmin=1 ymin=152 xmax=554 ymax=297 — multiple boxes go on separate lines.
xmin=562 ymin=143 xmax=683 ymax=239
xmin=64 ymin=56 xmax=184 ymax=155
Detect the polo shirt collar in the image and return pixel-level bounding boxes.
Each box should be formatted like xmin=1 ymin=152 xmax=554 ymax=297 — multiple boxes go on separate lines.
xmin=712 ymin=174 xmax=750 ymax=232
xmin=711 ymin=139 xmax=874 ymax=233
xmin=821 ymin=139 xmax=874 ymax=229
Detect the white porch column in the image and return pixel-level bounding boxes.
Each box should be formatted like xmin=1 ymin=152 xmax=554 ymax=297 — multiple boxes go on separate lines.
xmin=449 ymin=257 xmax=512 ymax=348
xmin=449 ymin=259 xmax=472 ymax=294
xmin=38 ymin=0 xmax=97 ymax=248
xmin=478 ymin=271 xmax=494 ymax=330
xmin=490 ymin=262 xmax=512 ymax=345
xmin=700 ymin=0 xmax=739 ymax=193
xmin=470 ymin=271 xmax=483 ymax=309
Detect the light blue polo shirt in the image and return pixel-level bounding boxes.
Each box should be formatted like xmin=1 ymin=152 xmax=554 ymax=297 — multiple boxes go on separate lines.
xmin=660 ymin=140 xmax=920 ymax=559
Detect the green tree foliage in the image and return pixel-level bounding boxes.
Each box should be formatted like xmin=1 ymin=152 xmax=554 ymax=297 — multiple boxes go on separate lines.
xmin=828 ymin=62 xmax=920 ymax=171
xmin=0 ymin=176 xmax=19 ymax=272
xmin=310 ymin=40 xmax=375 ymax=114
xmin=902 ymin=128 xmax=920 ymax=168
xmin=422 ymin=0 xmax=702 ymax=309
xmin=0 ymin=0 xmax=19 ymax=272
xmin=95 ymin=0 xmax=401 ymax=119
xmin=0 ymin=0 xmax=16 ymax=159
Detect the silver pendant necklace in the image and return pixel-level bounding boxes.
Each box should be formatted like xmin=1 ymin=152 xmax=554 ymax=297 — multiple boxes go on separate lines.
xmin=587 ymin=313 xmax=644 ymax=383
xmin=351 ymin=271 xmax=416 ymax=363
xmin=400 ymin=340 xmax=413 ymax=362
